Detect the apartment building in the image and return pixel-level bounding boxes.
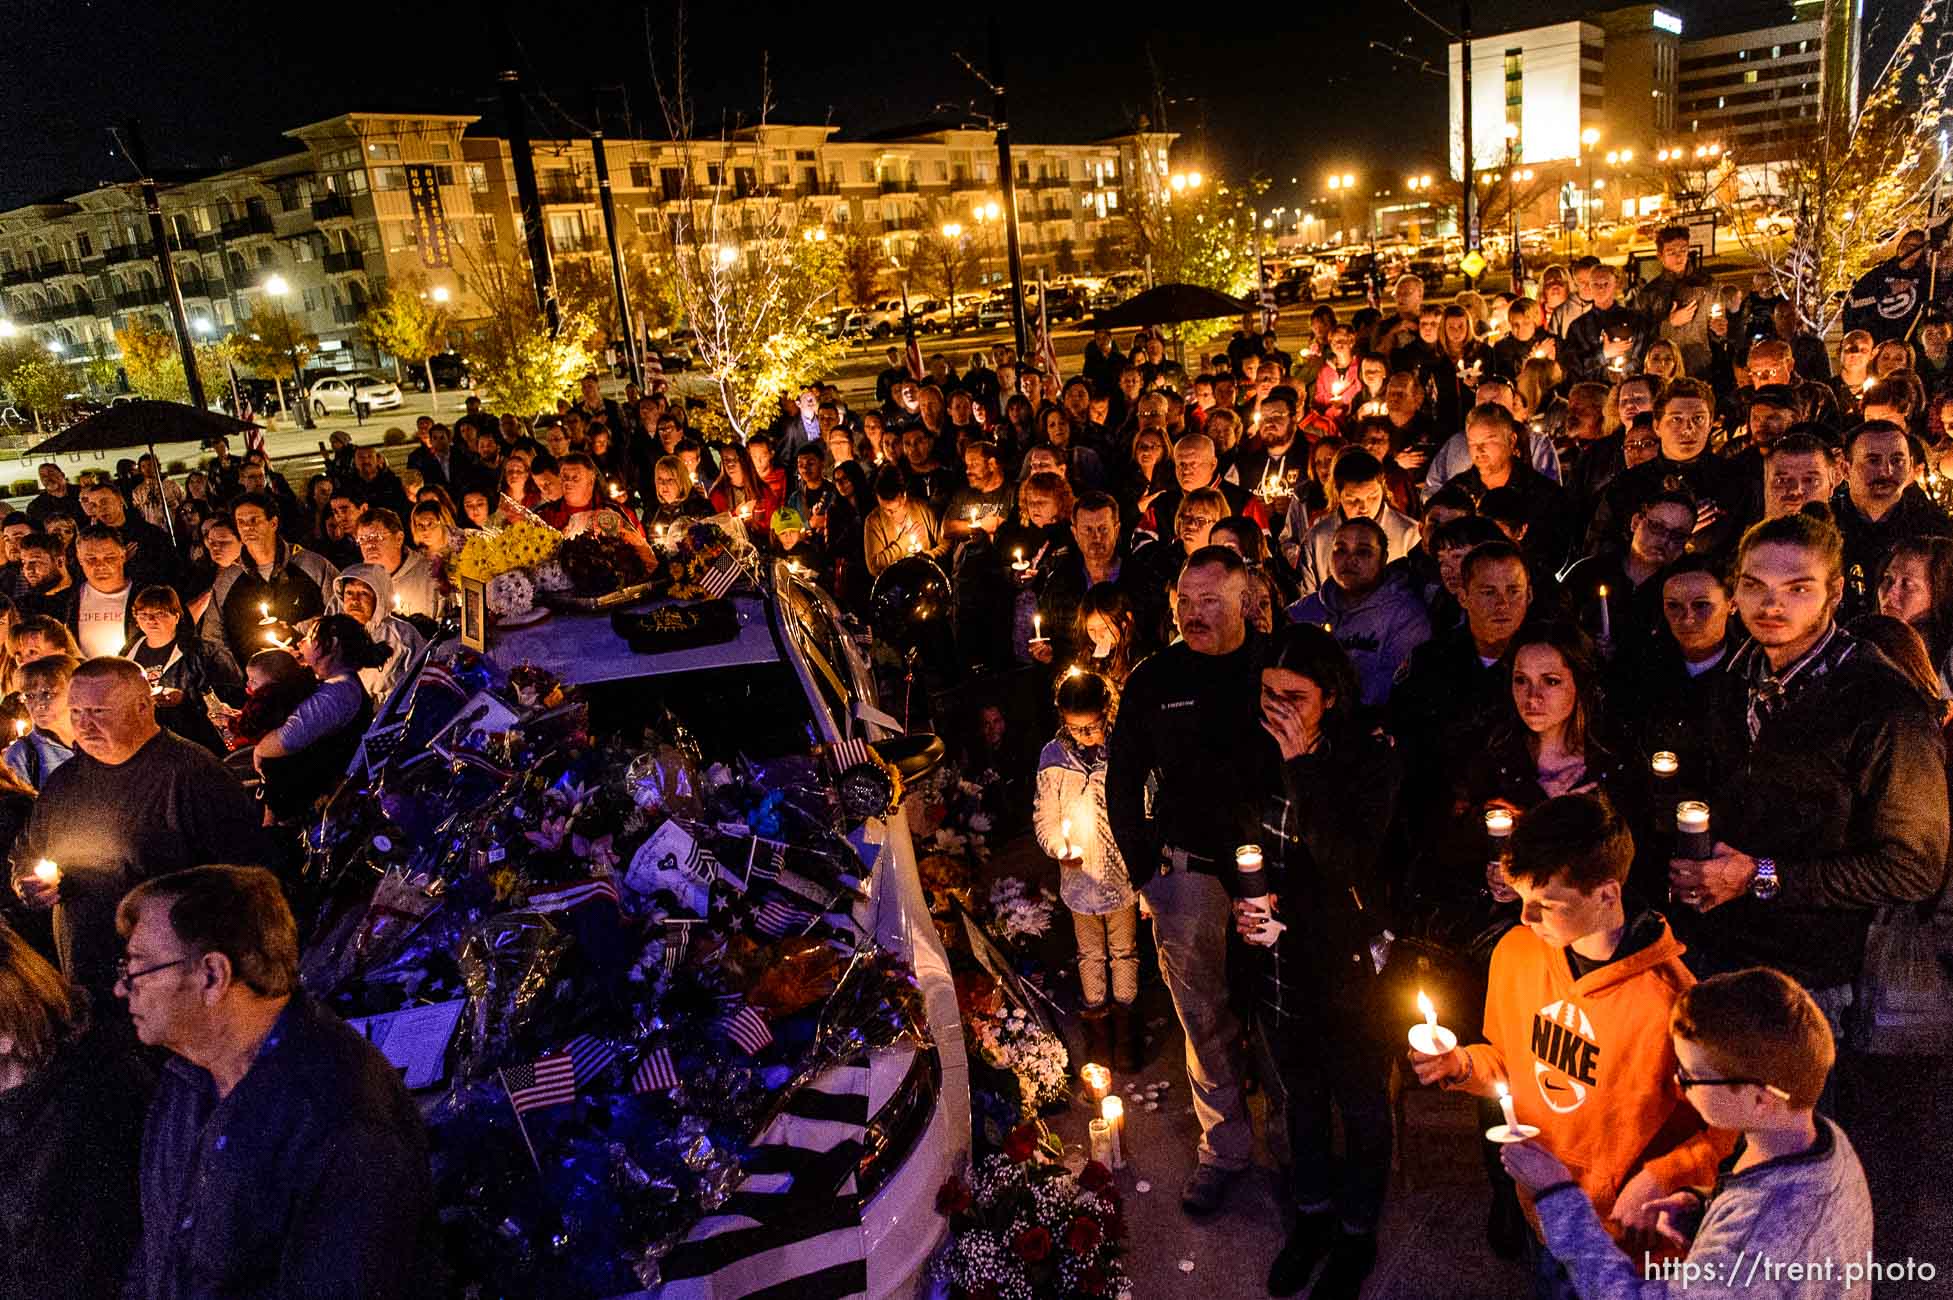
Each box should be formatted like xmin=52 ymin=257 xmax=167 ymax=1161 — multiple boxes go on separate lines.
xmin=0 ymin=111 xmax=1169 ymax=375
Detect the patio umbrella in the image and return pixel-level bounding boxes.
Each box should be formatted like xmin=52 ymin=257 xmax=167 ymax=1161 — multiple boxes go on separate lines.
xmin=30 ymin=400 xmax=259 ymax=537
xmin=1088 ymin=282 xmax=1255 ymax=330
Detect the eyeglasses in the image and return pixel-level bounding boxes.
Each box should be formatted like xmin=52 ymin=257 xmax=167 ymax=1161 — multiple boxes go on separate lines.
xmin=1638 ymin=519 xmax=1694 ymax=546
xmin=114 ymin=955 xmax=191 ymax=993
xmin=1673 ymin=1066 xmax=1791 ymax=1100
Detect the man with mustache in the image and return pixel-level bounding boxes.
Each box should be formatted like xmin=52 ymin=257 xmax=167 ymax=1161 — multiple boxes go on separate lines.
xmin=1106 ymin=546 xmax=1268 ymax=1218
xmin=1831 ymin=420 xmax=1953 ymax=616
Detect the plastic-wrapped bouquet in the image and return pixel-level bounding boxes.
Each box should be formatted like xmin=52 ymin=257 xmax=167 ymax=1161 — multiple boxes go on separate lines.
xmin=933 ymin=1137 xmax=1132 ymax=1300
xmin=968 ymin=1002 xmax=1070 ymax=1117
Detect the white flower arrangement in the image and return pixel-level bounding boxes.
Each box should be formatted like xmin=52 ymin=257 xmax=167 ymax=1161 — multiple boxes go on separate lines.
xmin=986 ymin=876 xmax=1056 ymax=946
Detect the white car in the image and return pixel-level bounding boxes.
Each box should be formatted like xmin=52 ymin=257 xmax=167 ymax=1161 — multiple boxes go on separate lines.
xmin=482 ymin=560 xmax=968 ymax=1297
xmin=1755 ymin=211 xmax=1794 ymax=237
xmin=307 ymin=372 xmax=402 ymax=418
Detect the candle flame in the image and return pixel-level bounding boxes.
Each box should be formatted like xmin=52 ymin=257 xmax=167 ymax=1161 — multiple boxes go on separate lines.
xmin=1495 ymin=1080 xmax=1510 ymax=1099
xmin=1417 ymin=990 xmax=1435 ymax=1021
xmin=32 ymin=859 xmax=58 ymax=883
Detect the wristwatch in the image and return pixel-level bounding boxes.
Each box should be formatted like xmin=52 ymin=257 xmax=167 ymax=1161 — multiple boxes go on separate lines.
xmin=1750 ymin=858 xmax=1779 ymax=901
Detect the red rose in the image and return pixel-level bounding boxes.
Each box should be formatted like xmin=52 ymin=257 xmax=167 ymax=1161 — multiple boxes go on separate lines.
xmin=1079 ymin=1265 xmax=1108 ymax=1295
xmin=1077 ymin=1160 xmax=1113 ymax=1192
xmin=1002 ymin=1123 xmax=1039 ymax=1163
xmin=935 ymin=1177 xmax=972 ymax=1216
xmin=1013 ymin=1226 xmax=1054 ymax=1262
xmin=1066 ymin=1215 xmax=1103 ymax=1253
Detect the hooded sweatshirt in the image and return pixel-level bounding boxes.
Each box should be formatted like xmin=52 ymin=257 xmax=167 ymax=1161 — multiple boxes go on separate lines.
xmin=1534 ymin=1116 xmax=1872 ymax=1300
xmin=330 ymin=563 xmax=425 ymax=705
xmin=1451 ymin=911 xmax=1735 ymax=1239
xmin=1288 ymin=569 xmax=1432 ymax=709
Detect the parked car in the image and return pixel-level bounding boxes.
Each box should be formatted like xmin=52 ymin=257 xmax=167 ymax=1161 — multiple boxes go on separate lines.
xmin=403 ymin=352 xmax=472 ymax=392
xmin=974 ymin=291 xmax=1016 ymax=330
xmin=1408 ymin=244 xmax=1454 ymax=286
xmin=1036 ymin=284 xmax=1090 ymax=323
xmin=1755 ymin=211 xmax=1794 ymax=237
xmin=481 ymin=562 xmax=968 ymax=1297
xmin=306 ymin=372 xmax=402 ymax=418
xmin=1336 ymin=252 xmax=1381 ymax=297
xmin=861 ymin=299 xmax=907 ymax=338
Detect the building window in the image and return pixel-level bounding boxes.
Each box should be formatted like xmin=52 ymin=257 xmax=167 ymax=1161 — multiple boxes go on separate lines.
xmin=368 ymin=142 xmax=402 ymax=161
xmin=477 ymin=217 xmax=497 ymax=244
xmin=467 ymin=163 xmax=490 ymax=193
xmin=431 ymin=142 xmax=452 ymax=160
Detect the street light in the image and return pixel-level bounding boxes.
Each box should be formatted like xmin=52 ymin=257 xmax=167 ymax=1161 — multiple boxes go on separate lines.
xmin=432 ymin=285 xmax=451 ymax=303
xmin=941 ymin=222 xmax=963 ymax=239
xmin=717 ymin=245 xmax=739 ymax=267
xmin=262 ymin=274 xmax=289 ymax=297
xmin=1580 ymin=128 xmax=1601 ymax=245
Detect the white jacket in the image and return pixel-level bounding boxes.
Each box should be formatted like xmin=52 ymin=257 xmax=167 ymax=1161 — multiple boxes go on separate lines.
xmin=1032 ymin=737 xmax=1133 ymax=915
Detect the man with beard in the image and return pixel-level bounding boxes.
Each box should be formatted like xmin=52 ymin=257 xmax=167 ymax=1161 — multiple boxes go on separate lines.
xmin=1831 ymin=420 xmax=1953 ymax=616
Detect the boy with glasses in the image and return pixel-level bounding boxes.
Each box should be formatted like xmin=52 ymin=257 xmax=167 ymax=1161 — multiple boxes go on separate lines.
xmin=1504 ymin=967 xmax=1871 ymax=1300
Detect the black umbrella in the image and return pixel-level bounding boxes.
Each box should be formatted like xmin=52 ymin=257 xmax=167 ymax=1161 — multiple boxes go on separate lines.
xmin=28 ymin=400 xmax=258 ymax=457
xmin=1089 ymin=282 xmax=1255 ymax=330
xmin=30 ymin=400 xmax=260 ymax=537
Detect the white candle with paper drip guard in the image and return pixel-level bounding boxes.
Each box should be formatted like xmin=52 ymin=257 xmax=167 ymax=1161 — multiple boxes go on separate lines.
xmin=12 ymin=718 xmax=26 ymax=740
xmin=256 ymin=601 xmax=276 ymax=627
xmin=32 ymin=858 xmax=59 ymax=887
xmin=1233 ymin=844 xmax=1284 ymax=946
xmin=1088 ymin=1118 xmax=1115 ymax=1166
xmin=1486 ymin=1080 xmax=1540 ymax=1143
xmin=1029 ymin=612 xmax=1048 ymax=648
xmin=1011 ymin=547 xmax=1031 ymax=574
xmin=1408 ymin=989 xmax=1457 ymax=1057
xmin=1058 ymin=817 xmax=1079 ymax=860
xmin=1100 ymin=1095 xmax=1126 ymax=1168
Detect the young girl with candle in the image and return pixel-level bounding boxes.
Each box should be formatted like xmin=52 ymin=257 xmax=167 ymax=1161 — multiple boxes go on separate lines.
xmin=1031 ymin=670 xmax=1139 ymax=1072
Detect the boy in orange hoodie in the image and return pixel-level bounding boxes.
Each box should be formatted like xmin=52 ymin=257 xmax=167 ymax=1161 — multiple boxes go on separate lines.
xmin=1410 ymin=793 xmax=1736 ymax=1299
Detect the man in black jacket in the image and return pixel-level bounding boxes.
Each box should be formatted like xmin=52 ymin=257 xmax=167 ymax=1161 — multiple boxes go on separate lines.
xmin=116 ymin=865 xmax=435 ymax=1300
xmin=1106 ymin=545 xmax=1267 ymax=1216
xmin=1585 ymin=379 xmax=1747 ymax=561
xmin=1842 ymin=228 xmax=1930 ymax=343
xmin=1830 ymin=419 xmax=1953 ymax=616
xmin=1562 ymin=263 xmax=1649 ymax=384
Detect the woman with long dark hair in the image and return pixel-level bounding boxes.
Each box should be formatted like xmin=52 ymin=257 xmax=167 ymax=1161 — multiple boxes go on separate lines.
xmin=1875 ymin=535 xmax=1953 ymax=693
xmin=708 ymin=441 xmax=778 ymax=539
xmin=1071 ymin=583 xmax=1139 ymax=686
xmin=1247 ymin=623 xmax=1402 ymax=1299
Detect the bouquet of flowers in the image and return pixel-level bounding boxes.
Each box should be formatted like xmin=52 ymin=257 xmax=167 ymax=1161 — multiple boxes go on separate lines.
xmin=967 ymin=999 xmax=1070 ymax=1118
xmin=449 ymin=519 xmax=564 ymax=621
xmin=654 ymin=520 xmax=751 ymax=600
xmin=933 ymin=1138 xmax=1132 ymax=1300
xmin=985 ymin=877 xmax=1056 ymax=948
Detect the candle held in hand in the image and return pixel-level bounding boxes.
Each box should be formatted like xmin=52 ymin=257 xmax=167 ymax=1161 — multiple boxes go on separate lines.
xmin=33 ymin=858 xmax=60 ymax=885
xmin=1484 ymin=807 xmax=1515 ymax=838
xmin=1676 ymin=800 xmax=1713 ymax=859
xmin=1408 ymin=988 xmax=1457 ymax=1056
xmin=1497 ymin=1080 xmax=1518 ymax=1130
xmin=1595 ymin=584 xmax=1612 ymax=641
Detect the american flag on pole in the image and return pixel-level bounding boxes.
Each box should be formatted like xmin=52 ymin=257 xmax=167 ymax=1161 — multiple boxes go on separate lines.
xmin=501 ymin=1053 xmax=576 ymax=1114
xmin=754 ymin=896 xmax=820 ymax=938
xmin=719 ymin=1000 xmax=774 ymax=1055
xmin=633 ymin=1046 xmax=679 ymax=1093
xmin=663 ymin=917 xmax=699 ymax=974
xmin=700 ymin=556 xmax=741 ymax=599
xmin=563 ymin=1034 xmax=621 ymax=1088
xmin=900 ymin=283 xmax=925 ymax=382
xmin=1033 ymin=273 xmax=1062 ymax=390
xmin=527 ymin=877 xmax=620 ymax=915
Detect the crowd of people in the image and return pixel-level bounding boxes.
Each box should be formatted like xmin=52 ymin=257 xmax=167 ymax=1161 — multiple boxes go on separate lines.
xmin=1 ymin=221 xmax=1951 ymax=1297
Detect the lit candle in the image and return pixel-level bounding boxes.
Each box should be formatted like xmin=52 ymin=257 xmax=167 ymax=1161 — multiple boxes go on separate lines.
xmin=1011 ymin=547 xmax=1030 ymax=574
xmin=737 ymin=502 xmax=753 ymax=519
xmin=1484 ymin=807 xmax=1515 ymax=839
xmin=1650 ymin=751 xmax=1679 ymax=779
xmin=257 ymin=601 xmax=275 ymax=626
xmin=1409 ymin=989 xmax=1458 ymax=1056
xmin=1497 ymin=1080 xmax=1519 ymax=1132
xmin=1031 ymin=612 xmax=1046 ymax=644
xmin=1080 ymin=1062 xmax=1111 ymax=1102
xmin=391 ymin=594 xmax=402 ymax=612
xmin=610 ymin=480 xmax=625 ymax=501
xmin=1595 ymin=584 xmax=1612 ymax=641
xmin=32 ymin=858 xmax=59 ymax=886
xmin=11 ymin=719 xmax=25 ymax=740
xmin=1676 ymin=800 xmax=1713 ymax=859
xmin=1100 ymin=1095 xmax=1125 ymax=1167
xmin=1088 ymin=1117 xmax=1115 ymax=1166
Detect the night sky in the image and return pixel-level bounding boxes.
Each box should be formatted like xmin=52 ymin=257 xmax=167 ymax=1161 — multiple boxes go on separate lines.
xmin=0 ymin=0 xmax=1902 ymax=212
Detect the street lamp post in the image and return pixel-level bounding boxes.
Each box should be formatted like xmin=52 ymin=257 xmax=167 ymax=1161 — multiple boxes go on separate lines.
xmin=261 ymin=275 xmax=313 ymax=429
xmin=1326 ymin=171 xmax=1356 ymax=247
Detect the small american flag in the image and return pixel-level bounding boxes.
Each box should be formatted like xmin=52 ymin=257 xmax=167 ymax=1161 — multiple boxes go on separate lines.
xmin=754 ymin=897 xmax=818 ymax=937
xmin=719 ymin=1001 xmax=773 ymax=1055
xmin=632 ymin=1047 xmax=679 ymax=1093
xmin=501 ymin=1053 xmax=576 ymax=1114
xmin=563 ymin=1034 xmax=621 ymax=1088
xmin=700 ymin=558 xmax=740 ymax=599
xmin=829 ymin=737 xmax=872 ymax=771
xmin=527 ymin=877 xmax=620 ymax=914
xmin=662 ymin=917 xmax=698 ymax=974
xmin=901 ymin=283 xmax=925 ymax=382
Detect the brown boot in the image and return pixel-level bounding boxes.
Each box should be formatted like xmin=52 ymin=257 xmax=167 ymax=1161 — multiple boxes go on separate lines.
xmin=1111 ymin=1002 xmax=1143 ymax=1073
xmin=1077 ymin=1006 xmax=1111 ymax=1069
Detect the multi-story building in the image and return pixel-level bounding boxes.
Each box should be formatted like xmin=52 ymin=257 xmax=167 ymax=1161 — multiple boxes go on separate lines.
xmin=1676 ymin=14 xmax=1824 ymax=164
xmin=0 ymin=111 xmax=1170 ymax=380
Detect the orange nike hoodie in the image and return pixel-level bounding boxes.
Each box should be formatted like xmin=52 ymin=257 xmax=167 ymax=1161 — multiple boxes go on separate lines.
xmin=1449 ymin=911 xmax=1738 ymax=1242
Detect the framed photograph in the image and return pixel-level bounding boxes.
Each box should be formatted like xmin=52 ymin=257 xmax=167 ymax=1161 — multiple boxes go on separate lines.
xmin=431 ymin=690 xmax=522 ymax=758
xmin=459 ymin=576 xmax=487 ymax=650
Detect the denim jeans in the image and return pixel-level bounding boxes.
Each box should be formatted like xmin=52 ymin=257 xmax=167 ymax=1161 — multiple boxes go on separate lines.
xmin=1141 ymin=867 xmax=1253 ymax=1170
xmin=1252 ymin=983 xmax=1393 ymax=1232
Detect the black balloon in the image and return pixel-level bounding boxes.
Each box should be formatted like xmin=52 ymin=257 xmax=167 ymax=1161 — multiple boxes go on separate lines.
xmin=868 ymin=554 xmax=951 ymax=651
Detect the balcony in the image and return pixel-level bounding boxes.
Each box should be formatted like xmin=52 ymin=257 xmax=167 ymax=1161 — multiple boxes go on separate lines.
xmin=537 ymin=181 xmax=591 ymax=205
xmin=0 ymin=267 xmax=30 ymax=287
xmin=57 ymin=295 xmax=95 ymax=319
xmin=114 ymin=285 xmax=166 ymax=310
xmin=312 ymin=192 xmax=355 ymax=221
xmin=550 ymin=233 xmax=599 ymax=254
xmin=881 ymin=216 xmax=920 ymax=232
xmin=102 ymin=244 xmax=142 ymax=266
xmin=323 ymin=249 xmax=365 ymax=274
xmin=40 ymin=259 xmax=82 ymax=279
xmin=804 ymin=179 xmax=842 ymax=196
xmin=878 ymin=178 xmax=919 ymax=194
xmin=332 ymin=303 xmax=360 ymax=325
xmin=220 ymin=211 xmax=275 ymax=240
